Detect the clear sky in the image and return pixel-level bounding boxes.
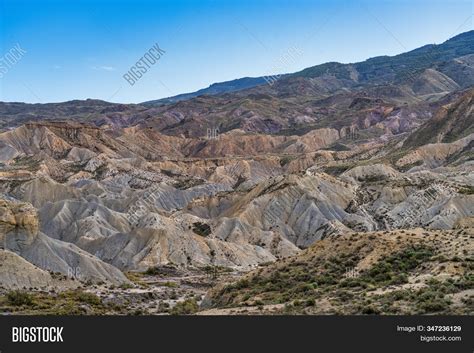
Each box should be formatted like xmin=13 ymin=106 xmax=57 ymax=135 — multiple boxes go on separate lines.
xmin=0 ymin=0 xmax=472 ymax=103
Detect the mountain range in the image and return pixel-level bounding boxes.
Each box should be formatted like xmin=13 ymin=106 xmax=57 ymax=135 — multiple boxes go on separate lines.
xmin=0 ymin=30 xmax=472 ymax=315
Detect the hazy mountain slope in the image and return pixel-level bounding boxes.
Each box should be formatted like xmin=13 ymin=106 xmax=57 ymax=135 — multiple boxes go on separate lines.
xmin=1 ymin=32 xmax=472 ymax=140
xmin=143 ymin=30 xmax=474 ymax=107
xmin=294 ymin=30 xmax=474 ymax=86
xmin=403 ymin=87 xmax=474 ymax=148
xmin=142 ymin=77 xmax=269 ymax=106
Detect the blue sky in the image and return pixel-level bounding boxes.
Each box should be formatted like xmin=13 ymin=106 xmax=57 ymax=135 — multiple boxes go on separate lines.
xmin=0 ymin=0 xmax=472 ymax=103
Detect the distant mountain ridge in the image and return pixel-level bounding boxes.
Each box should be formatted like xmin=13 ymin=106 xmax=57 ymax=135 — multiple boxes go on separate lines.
xmin=294 ymin=30 xmax=474 ymax=83
xmin=142 ymin=76 xmax=269 ymax=106
xmin=403 ymin=87 xmax=474 ymax=148
xmin=1 ymin=30 xmax=473 ymax=138
xmin=142 ymin=30 xmax=474 ymax=106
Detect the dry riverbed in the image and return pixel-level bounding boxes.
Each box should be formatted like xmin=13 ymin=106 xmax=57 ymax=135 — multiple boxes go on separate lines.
xmin=0 ymin=265 xmax=244 ymax=315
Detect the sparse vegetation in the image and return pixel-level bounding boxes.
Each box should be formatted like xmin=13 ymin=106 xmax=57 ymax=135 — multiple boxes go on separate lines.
xmin=6 ymin=290 xmax=33 ymax=306
xmin=170 ymin=298 xmax=199 ymax=315
xmin=191 ymin=222 xmax=212 ymax=237
xmin=0 ymin=290 xmax=107 ymax=315
xmin=207 ymin=233 xmax=472 ymax=315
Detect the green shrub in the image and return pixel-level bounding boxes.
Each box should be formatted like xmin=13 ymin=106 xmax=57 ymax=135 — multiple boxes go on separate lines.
xmin=363 ymin=246 xmax=433 ymax=285
xmin=417 ymin=298 xmax=451 ymax=313
xmin=7 ymin=291 xmax=33 ymax=306
xmin=362 ymin=306 xmax=380 ymax=315
xmin=170 ymin=299 xmax=199 ymax=315
xmin=305 ymin=298 xmax=316 ymax=307
xmin=75 ymin=292 xmax=102 ymax=306
xmin=191 ymin=222 xmax=212 ymax=237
